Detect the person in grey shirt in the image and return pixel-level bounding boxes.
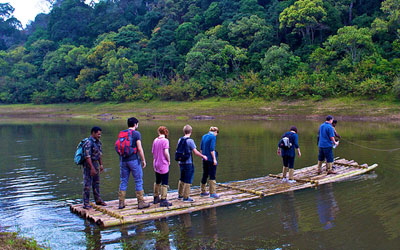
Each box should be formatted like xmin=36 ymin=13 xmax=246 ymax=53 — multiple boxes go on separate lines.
xmin=177 ymin=125 xmax=207 ymax=202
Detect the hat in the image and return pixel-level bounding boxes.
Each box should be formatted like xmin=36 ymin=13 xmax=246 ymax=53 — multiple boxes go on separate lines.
xmin=290 ymin=126 xmax=298 ymax=133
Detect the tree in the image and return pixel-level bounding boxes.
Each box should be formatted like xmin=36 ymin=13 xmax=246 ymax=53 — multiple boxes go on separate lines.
xmin=0 ymin=3 xmax=23 ymax=49
xmin=324 ymin=26 xmax=374 ymax=64
xmin=279 ymin=0 xmax=328 ymax=44
xmin=372 ymin=0 xmax=400 ymax=39
xmin=184 ymin=36 xmax=229 ymax=79
xmin=260 ymin=44 xmax=301 ymax=79
xmin=228 ymin=15 xmax=274 ymax=50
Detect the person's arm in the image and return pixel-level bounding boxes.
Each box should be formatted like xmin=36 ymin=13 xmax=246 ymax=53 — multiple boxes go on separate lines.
xmin=330 ymin=136 xmax=338 ymax=146
xmin=295 ymin=134 xmax=301 ymax=157
xmin=99 ymin=157 xmax=104 ymax=173
xmin=84 ymin=141 xmax=97 ymax=176
xmin=277 ymin=147 xmax=281 ymax=156
xmin=163 ymin=148 xmax=170 ymax=165
xmin=211 ymin=151 xmax=217 ymax=165
xmin=85 ymin=157 xmax=97 ymax=176
xmin=330 ymin=127 xmax=338 ymax=146
xmin=211 ymin=136 xmax=217 ymax=165
xmin=137 ymin=140 xmax=146 ymax=168
xmin=193 ymin=148 xmax=207 ymax=161
xmin=334 ymin=128 xmax=341 ymax=139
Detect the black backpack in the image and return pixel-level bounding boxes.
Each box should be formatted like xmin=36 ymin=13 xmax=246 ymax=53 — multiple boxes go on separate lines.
xmin=175 ymin=137 xmax=191 ymax=161
xmin=278 ymin=132 xmax=293 ymax=150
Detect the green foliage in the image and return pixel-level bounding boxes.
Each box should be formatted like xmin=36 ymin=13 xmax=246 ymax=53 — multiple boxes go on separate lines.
xmin=0 ymin=0 xmax=399 ymax=104
xmin=279 ymin=0 xmax=327 ymax=43
xmin=260 ymin=44 xmax=300 ymax=79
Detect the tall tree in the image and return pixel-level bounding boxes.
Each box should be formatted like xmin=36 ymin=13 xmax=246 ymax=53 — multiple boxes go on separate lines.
xmin=279 ymin=0 xmax=328 ymax=44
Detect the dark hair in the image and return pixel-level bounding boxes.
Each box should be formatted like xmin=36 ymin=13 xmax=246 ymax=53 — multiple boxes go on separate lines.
xmin=91 ymin=126 xmax=102 ymax=134
xmin=326 ymin=115 xmax=333 ymax=121
xmin=332 ymin=120 xmax=337 ymax=124
xmin=290 ymin=126 xmax=298 ymax=133
xmin=127 ymin=117 xmax=139 ymax=127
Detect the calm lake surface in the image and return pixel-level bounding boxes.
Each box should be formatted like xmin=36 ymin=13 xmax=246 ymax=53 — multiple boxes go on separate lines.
xmin=0 ymin=118 xmax=399 ymax=249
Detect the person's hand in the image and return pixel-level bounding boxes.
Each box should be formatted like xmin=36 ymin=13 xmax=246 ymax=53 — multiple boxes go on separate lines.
xmin=203 ymin=155 xmax=208 ymax=161
xmin=100 ymin=165 xmax=104 ymax=173
xmin=213 ymin=160 xmax=217 ymax=166
xmin=277 ymin=149 xmax=281 ymax=156
xmin=90 ymin=168 xmax=97 ymax=176
xmin=335 ymin=141 xmax=339 ymax=146
xmin=298 ymin=152 xmax=302 ymax=157
xmin=142 ymin=160 xmax=146 ymax=169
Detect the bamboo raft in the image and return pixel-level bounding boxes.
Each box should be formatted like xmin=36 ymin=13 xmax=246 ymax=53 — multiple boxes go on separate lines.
xmin=70 ymin=158 xmax=377 ymax=227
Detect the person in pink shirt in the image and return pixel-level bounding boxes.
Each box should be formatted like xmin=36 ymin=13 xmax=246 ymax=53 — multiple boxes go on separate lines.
xmin=152 ymin=126 xmax=172 ymax=207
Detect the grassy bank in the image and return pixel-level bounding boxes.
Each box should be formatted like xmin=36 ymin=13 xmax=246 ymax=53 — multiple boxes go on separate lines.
xmin=0 ymin=231 xmax=47 ymax=250
xmin=0 ymin=97 xmax=400 ymax=121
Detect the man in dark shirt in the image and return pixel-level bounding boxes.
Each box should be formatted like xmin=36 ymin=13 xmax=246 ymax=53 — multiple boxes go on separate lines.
xmin=83 ymin=126 xmax=106 ymax=209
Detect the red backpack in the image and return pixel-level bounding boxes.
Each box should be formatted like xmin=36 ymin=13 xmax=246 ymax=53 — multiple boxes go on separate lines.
xmin=115 ymin=129 xmax=138 ymax=157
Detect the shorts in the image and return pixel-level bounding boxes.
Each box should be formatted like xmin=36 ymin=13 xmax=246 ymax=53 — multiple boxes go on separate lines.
xmin=282 ymin=155 xmax=295 ymax=169
xmin=318 ymin=147 xmax=334 ymax=163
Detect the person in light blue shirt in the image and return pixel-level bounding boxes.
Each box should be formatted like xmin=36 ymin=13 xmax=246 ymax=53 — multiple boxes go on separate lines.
xmin=317 ymin=115 xmax=339 ymax=174
xmin=200 ymin=127 xmax=219 ymax=198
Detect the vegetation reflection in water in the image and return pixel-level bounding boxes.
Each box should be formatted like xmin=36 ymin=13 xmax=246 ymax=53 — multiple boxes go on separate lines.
xmin=0 ymin=119 xmax=399 ymax=249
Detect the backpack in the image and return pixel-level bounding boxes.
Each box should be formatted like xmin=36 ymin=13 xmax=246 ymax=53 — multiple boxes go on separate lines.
xmin=278 ymin=133 xmax=293 ymax=150
xmin=115 ymin=130 xmax=138 ymax=157
xmin=74 ymin=138 xmax=89 ymax=165
xmin=175 ymin=137 xmax=191 ymax=161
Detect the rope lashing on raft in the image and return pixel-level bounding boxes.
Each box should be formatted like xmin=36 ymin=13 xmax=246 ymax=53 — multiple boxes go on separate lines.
xmin=340 ymin=138 xmax=400 ymax=152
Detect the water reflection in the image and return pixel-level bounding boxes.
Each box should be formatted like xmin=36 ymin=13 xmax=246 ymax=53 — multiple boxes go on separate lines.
xmin=316 ymin=183 xmax=339 ymax=230
xmin=279 ymin=192 xmax=298 ymax=234
xmin=84 ymin=221 xmax=102 ymax=250
xmin=154 ymin=219 xmax=170 ymax=250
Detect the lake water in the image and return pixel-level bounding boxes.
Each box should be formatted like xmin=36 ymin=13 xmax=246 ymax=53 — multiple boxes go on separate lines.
xmin=0 ymin=118 xmax=399 ymax=249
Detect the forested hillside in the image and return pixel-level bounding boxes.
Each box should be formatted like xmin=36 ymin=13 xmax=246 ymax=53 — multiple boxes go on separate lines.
xmin=1 ymin=0 xmax=399 ymax=104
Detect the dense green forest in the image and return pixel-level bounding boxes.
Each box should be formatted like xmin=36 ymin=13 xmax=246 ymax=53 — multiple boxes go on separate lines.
xmin=0 ymin=0 xmax=400 ymax=104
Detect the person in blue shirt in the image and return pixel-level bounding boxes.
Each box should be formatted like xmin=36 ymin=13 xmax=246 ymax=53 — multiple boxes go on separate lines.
xmin=200 ymin=127 xmax=220 ymax=198
xmin=277 ymin=126 xmax=301 ymax=183
xmin=317 ymin=115 xmax=339 ymax=174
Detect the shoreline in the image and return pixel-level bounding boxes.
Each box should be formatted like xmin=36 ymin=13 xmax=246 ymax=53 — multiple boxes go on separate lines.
xmin=0 ymin=97 xmax=399 ymax=122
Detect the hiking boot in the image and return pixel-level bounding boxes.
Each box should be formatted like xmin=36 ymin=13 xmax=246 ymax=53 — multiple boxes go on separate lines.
xmin=83 ymin=204 xmax=92 ymax=209
xmin=200 ymin=182 xmax=209 ymax=197
xmin=153 ymin=183 xmax=161 ymax=204
xmin=118 ymin=190 xmax=126 ymax=209
xmin=210 ymin=193 xmax=220 ymax=199
xmin=183 ymin=197 xmax=195 ymax=202
xmin=287 ymin=180 xmax=296 ymax=184
xmin=177 ymin=180 xmax=184 ymax=198
xmin=281 ymin=177 xmax=288 ymax=182
xmin=183 ymin=183 xmax=194 ymax=202
xmin=317 ymin=161 xmax=323 ymax=174
xmin=209 ymin=180 xmax=218 ymax=195
xmin=289 ymin=169 xmax=294 ymax=181
xmin=282 ymin=166 xmax=288 ymax=179
xmin=95 ymin=200 xmax=107 ymax=206
xmin=327 ymin=170 xmax=336 ymax=175
xmin=153 ymin=196 xmax=161 ymax=204
xmin=136 ymin=190 xmax=150 ymax=209
xmin=178 ymin=195 xmax=183 ymax=200
xmin=160 ymin=199 xmax=172 ymax=207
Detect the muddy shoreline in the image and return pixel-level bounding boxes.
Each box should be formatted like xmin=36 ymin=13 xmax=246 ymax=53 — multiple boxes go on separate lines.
xmin=0 ymin=99 xmax=399 ymax=122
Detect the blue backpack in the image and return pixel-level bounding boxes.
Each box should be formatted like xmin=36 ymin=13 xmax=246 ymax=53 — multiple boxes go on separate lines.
xmin=175 ymin=137 xmax=191 ymax=161
xmin=74 ymin=138 xmax=88 ymax=165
